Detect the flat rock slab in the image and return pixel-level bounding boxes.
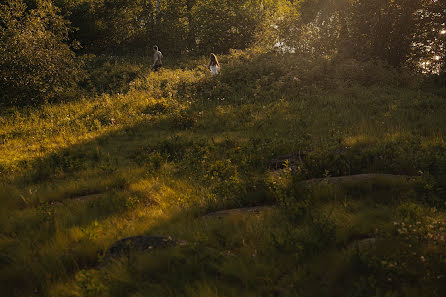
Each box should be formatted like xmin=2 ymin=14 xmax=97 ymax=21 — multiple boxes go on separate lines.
xmin=103 ymin=236 xmax=182 ymax=262
xmin=49 ymin=201 xmax=64 ymax=206
xmin=299 ymin=174 xmax=411 ymax=186
xmin=72 ymin=193 xmax=103 ymax=202
xmin=268 ymin=149 xmax=352 ymax=170
xmin=204 ymin=206 xmax=274 ymax=218
xmin=268 ymin=153 xmax=306 ymax=170
xmin=48 ymin=193 xmax=104 ymax=207
xmin=347 ymin=237 xmax=377 ymax=251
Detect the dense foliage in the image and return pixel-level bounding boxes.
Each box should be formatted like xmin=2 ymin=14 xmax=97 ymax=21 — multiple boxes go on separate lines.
xmin=55 ymin=0 xmax=277 ymax=54
xmin=0 ymin=0 xmax=79 ymax=105
xmin=1 ymin=0 xmax=446 ymax=294
xmin=0 ymin=50 xmax=445 ymax=297
xmin=277 ymin=0 xmax=446 ymax=71
xmin=1 ymin=0 xmax=445 ymax=105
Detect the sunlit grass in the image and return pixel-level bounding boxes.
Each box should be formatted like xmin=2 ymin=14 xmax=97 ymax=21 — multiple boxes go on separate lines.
xmin=1 ymin=50 xmax=446 ymax=296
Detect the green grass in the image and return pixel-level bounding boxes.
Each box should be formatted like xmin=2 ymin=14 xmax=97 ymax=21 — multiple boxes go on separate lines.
xmin=1 ymin=49 xmax=446 ymax=297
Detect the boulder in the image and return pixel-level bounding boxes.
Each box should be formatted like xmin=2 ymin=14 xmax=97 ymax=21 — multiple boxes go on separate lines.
xmin=103 ymin=235 xmax=184 ymax=262
xmin=347 ymin=237 xmax=377 ymax=251
xmin=48 ymin=193 xmax=103 ymax=207
xmin=268 ymin=153 xmax=306 ymax=170
xmin=299 ymin=174 xmax=411 ymax=186
xmin=204 ymin=206 xmax=274 ymax=219
xmin=72 ymin=193 xmax=103 ymax=202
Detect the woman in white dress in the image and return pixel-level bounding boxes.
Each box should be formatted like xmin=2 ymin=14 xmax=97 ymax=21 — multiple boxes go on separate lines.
xmin=208 ymin=53 xmax=220 ymax=75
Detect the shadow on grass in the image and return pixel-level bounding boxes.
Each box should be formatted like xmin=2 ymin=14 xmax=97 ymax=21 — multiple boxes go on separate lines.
xmin=2 ymin=51 xmax=446 ymax=296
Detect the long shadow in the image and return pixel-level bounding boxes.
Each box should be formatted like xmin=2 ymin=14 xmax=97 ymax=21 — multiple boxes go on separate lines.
xmin=5 ymin=49 xmax=444 ymax=230
xmin=3 ymin=51 xmax=446 ymax=296
xmin=1 ymin=78 xmax=286 ymax=294
xmin=10 ymin=50 xmax=442 ymax=207
xmin=11 ymin=52 xmax=291 ymax=184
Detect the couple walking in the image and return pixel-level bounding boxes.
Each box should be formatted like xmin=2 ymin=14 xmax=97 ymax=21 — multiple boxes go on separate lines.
xmin=152 ymin=45 xmax=220 ymax=75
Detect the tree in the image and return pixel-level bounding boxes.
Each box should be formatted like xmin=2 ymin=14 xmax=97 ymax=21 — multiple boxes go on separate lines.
xmin=277 ymin=0 xmax=445 ymax=73
xmin=190 ymin=0 xmax=265 ymax=54
xmin=409 ymin=0 xmax=446 ymax=74
xmin=0 ymin=0 xmax=80 ymax=105
xmin=346 ymin=0 xmax=423 ymax=67
xmin=55 ymin=0 xmax=280 ymax=55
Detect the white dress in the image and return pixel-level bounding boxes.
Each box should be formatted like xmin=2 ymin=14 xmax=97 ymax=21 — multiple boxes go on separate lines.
xmin=210 ymin=65 xmax=220 ymax=75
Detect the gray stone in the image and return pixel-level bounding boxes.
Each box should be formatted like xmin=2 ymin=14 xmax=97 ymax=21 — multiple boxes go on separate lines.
xmin=299 ymin=174 xmax=411 ymax=186
xmin=72 ymin=193 xmax=103 ymax=203
xmin=48 ymin=193 xmax=103 ymax=207
xmin=103 ymin=236 xmax=182 ymax=262
xmin=204 ymin=206 xmax=274 ymax=219
xmin=348 ymin=237 xmax=377 ymax=251
xmin=268 ymin=153 xmax=306 ymax=170
xmin=49 ymin=200 xmax=64 ymax=206
xmin=268 ymin=148 xmax=353 ymax=170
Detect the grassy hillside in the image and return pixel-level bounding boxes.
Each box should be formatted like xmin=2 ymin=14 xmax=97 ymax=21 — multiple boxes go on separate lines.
xmin=1 ymin=49 xmax=446 ymax=297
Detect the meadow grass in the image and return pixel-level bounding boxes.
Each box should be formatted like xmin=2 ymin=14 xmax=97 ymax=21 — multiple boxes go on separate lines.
xmin=1 ymin=49 xmax=446 ymax=296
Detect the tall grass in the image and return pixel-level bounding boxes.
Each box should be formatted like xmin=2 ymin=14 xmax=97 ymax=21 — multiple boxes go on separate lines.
xmin=1 ymin=49 xmax=445 ymax=296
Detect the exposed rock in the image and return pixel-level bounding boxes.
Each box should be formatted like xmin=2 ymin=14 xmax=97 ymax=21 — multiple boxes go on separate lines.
xmin=358 ymin=237 xmax=376 ymax=245
xmin=268 ymin=148 xmax=353 ymax=170
xmin=299 ymin=174 xmax=411 ymax=186
xmin=49 ymin=200 xmax=64 ymax=206
xmin=347 ymin=237 xmax=377 ymax=251
xmin=47 ymin=193 xmax=103 ymax=207
xmin=204 ymin=206 xmax=274 ymax=218
xmin=103 ymin=236 xmax=185 ymax=262
xmin=72 ymin=193 xmax=103 ymax=203
xmin=268 ymin=153 xmax=306 ymax=170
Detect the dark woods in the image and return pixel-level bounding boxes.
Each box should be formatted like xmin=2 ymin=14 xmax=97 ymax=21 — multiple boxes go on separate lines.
xmin=0 ymin=0 xmax=445 ymax=105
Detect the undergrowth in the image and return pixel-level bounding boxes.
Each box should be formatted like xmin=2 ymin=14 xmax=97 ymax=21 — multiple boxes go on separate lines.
xmin=0 ymin=49 xmax=445 ymax=297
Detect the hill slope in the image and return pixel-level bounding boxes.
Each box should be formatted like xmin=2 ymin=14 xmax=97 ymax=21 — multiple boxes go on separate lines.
xmin=1 ymin=50 xmax=446 ymax=297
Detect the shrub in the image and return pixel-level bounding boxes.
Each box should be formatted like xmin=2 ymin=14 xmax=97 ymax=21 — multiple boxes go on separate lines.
xmin=0 ymin=0 xmax=80 ymax=106
xmin=172 ymin=110 xmax=198 ymax=130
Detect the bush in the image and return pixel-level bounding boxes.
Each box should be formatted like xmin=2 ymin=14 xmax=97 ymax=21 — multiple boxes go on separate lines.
xmin=0 ymin=0 xmax=80 ymax=106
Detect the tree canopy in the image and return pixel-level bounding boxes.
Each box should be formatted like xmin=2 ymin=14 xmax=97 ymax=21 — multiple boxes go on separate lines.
xmin=0 ymin=0 xmax=80 ymax=105
xmin=277 ymin=0 xmax=445 ymax=72
xmin=1 ymin=0 xmax=444 ymax=105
